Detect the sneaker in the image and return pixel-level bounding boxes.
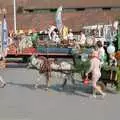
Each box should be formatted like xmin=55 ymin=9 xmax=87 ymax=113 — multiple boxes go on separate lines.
xmin=93 ymin=94 xmax=97 ymax=98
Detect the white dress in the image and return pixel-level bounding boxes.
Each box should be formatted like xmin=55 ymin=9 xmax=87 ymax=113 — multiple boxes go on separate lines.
xmin=87 ymin=57 xmax=101 ymax=87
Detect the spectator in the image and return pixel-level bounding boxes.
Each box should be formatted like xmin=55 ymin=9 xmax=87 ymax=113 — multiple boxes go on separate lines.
xmin=67 ymin=29 xmax=74 ymax=40
xmin=78 ymin=30 xmax=86 ymax=46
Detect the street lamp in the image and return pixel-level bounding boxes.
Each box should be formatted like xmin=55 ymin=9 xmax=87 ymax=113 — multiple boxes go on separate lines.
xmin=13 ymin=0 xmax=17 ymax=34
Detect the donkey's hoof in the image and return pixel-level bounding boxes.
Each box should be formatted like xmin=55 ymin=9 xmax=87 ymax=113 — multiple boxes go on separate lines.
xmin=0 ymin=83 xmax=6 ymax=88
xmin=44 ymin=87 xmax=49 ymax=91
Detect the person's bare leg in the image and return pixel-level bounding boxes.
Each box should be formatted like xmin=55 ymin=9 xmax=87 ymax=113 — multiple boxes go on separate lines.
xmin=93 ymin=79 xmax=106 ymax=98
xmin=92 ymin=87 xmax=96 ymax=98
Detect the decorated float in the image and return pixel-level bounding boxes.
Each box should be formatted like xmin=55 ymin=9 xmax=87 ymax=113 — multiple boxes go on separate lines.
xmin=1 ymin=6 xmax=120 ymax=92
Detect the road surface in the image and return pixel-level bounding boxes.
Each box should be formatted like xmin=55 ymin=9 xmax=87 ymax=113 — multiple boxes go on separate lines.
xmin=0 ymin=68 xmax=119 ymax=120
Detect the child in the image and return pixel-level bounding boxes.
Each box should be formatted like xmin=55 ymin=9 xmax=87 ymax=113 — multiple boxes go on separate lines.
xmin=86 ymin=51 xmax=106 ymax=98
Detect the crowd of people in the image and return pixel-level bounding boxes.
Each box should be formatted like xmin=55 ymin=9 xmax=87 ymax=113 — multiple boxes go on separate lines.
xmin=7 ymin=25 xmax=90 ymax=49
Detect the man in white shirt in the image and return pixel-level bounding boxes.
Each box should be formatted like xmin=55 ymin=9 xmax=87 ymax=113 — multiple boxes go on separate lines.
xmin=77 ymin=31 xmax=86 ymax=47
xmin=67 ymin=29 xmax=74 ymax=40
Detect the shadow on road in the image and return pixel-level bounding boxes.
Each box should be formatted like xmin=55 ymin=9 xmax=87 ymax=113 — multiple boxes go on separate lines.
xmin=7 ymin=80 xmax=117 ymax=97
xmin=105 ymin=88 xmax=118 ymax=94
xmin=7 ymin=81 xmax=91 ymax=97
xmin=7 ymin=82 xmax=36 ymax=90
xmin=49 ymin=81 xmax=92 ymax=97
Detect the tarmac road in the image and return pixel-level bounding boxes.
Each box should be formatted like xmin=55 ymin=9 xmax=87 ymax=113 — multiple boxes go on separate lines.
xmin=0 ymin=68 xmax=119 ymax=120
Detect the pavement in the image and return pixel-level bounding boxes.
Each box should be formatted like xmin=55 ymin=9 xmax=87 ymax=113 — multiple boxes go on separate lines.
xmin=0 ymin=68 xmax=119 ymax=120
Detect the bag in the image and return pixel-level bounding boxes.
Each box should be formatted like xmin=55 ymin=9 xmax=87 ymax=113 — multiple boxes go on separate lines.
xmin=83 ymin=78 xmax=89 ymax=86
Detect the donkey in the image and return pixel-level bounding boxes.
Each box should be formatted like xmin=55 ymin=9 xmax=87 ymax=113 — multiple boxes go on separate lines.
xmin=28 ymin=55 xmax=75 ymax=89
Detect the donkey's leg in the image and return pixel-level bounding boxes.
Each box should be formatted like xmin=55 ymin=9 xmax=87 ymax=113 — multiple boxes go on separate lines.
xmin=35 ymin=77 xmax=40 ymax=89
xmin=44 ymin=72 xmax=51 ymax=90
xmin=0 ymin=76 xmax=6 ymax=88
xmin=70 ymin=73 xmax=76 ymax=88
xmin=62 ymin=78 xmax=67 ymax=89
xmin=27 ymin=62 xmax=32 ymax=69
xmin=35 ymin=73 xmax=43 ymax=89
xmin=61 ymin=74 xmax=68 ymax=89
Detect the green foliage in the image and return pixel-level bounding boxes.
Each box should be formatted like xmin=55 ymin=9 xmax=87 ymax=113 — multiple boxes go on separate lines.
xmin=116 ymin=67 xmax=120 ymax=80
xmin=73 ymin=58 xmax=91 ymax=76
xmin=116 ymin=16 xmax=120 ymax=22
xmin=102 ymin=64 xmax=117 ymax=71
xmin=101 ymin=65 xmax=120 ymax=91
xmin=115 ymin=67 xmax=120 ymax=91
xmin=116 ymin=82 xmax=120 ymax=91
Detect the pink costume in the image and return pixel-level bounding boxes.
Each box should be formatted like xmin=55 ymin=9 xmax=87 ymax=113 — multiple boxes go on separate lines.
xmin=87 ymin=56 xmax=101 ymax=88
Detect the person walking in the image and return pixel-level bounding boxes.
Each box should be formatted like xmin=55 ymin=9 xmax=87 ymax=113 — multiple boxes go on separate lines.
xmin=78 ymin=30 xmax=86 ymax=47
xmin=86 ymin=51 xmax=106 ymax=98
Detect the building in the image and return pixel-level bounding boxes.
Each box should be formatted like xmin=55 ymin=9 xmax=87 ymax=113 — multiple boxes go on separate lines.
xmin=0 ymin=0 xmax=120 ymax=32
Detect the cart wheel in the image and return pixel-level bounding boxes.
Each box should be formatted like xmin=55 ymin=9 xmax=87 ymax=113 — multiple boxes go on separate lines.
xmin=96 ymin=81 xmax=106 ymax=92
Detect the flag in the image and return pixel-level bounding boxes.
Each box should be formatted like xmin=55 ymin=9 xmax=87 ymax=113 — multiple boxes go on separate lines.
xmin=2 ymin=15 xmax=8 ymax=57
xmin=55 ymin=6 xmax=63 ymax=31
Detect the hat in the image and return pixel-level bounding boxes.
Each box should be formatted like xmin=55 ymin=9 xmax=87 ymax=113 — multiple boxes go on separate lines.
xmin=91 ymin=51 xmax=99 ymax=58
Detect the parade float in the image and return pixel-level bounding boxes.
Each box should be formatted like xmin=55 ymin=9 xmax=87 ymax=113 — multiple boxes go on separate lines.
xmin=1 ymin=6 xmax=120 ymax=92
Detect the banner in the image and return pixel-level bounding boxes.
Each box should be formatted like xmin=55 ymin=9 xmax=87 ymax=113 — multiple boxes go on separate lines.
xmin=55 ymin=6 xmax=63 ymax=31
